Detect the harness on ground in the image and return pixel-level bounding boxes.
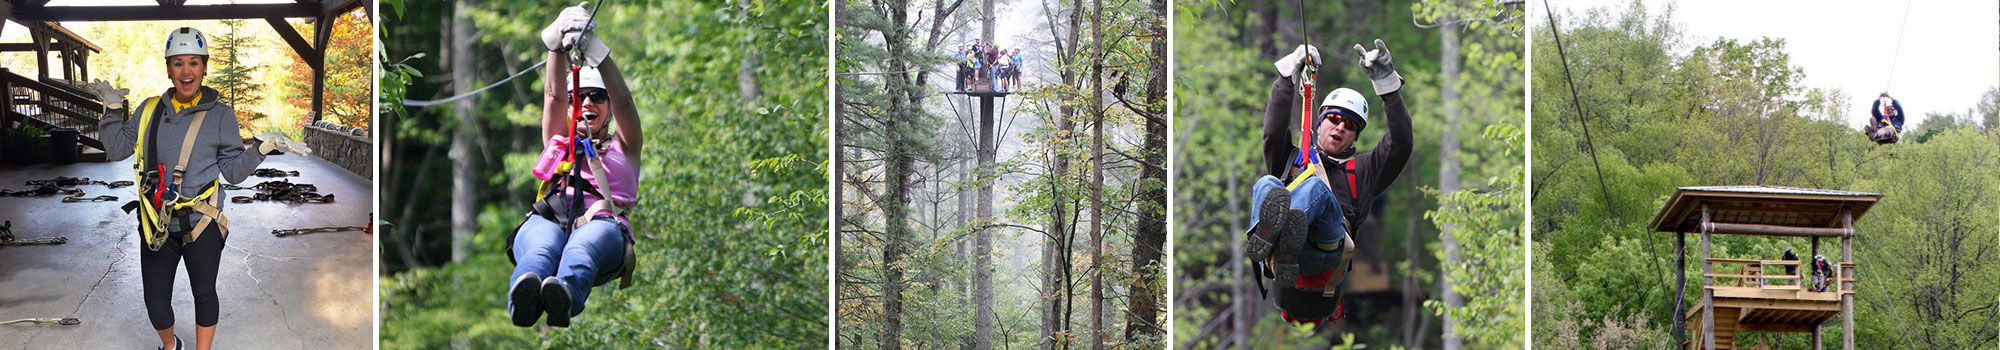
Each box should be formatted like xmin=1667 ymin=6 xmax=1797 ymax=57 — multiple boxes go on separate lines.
xmin=0 ymin=221 xmax=68 ymax=246
xmin=118 ymin=97 xmax=229 ymax=252
xmin=0 ymin=318 xmax=80 ymax=326
xmin=507 ymin=7 xmax=636 ymax=288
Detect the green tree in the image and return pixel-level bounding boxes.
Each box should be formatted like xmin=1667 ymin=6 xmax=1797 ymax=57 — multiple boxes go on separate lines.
xmin=206 ymin=19 xmax=265 ymax=135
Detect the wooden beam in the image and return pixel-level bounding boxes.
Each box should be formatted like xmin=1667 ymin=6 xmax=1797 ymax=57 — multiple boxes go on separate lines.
xmin=1702 ymin=222 xmax=1852 ymax=237
xmin=13 ymin=3 xmax=321 ymax=21
xmin=265 ymin=18 xmax=322 ymax=70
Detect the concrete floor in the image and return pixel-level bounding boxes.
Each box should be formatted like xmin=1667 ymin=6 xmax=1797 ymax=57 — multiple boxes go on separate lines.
xmin=0 ymin=154 xmax=373 ymax=349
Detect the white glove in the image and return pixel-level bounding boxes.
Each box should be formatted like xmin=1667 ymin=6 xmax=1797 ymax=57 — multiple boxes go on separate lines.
xmin=1351 ymin=39 xmax=1402 ymax=95
xmin=540 ymin=2 xmax=595 ymax=52
xmin=253 ymin=132 xmax=314 ymax=157
xmin=85 ymin=81 xmax=126 ymax=110
xmin=564 ymin=31 xmax=611 ymax=66
xmin=1273 ymin=44 xmax=1320 ymax=79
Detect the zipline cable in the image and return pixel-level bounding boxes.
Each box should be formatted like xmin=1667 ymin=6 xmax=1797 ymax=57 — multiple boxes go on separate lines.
xmin=406 ymin=1 xmax=613 ymax=108
xmin=1884 ymin=0 xmax=1914 ymax=91
xmin=1542 ymin=0 xmax=1671 ymax=320
xmin=402 ymin=59 xmax=547 ymax=107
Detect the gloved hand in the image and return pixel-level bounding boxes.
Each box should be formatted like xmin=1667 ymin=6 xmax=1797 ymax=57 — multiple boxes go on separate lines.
xmin=564 ymin=31 xmax=611 ymax=66
xmin=1273 ymin=44 xmax=1320 ymax=80
xmin=253 ymin=132 xmax=314 ymax=156
xmin=1351 ymin=39 xmax=1403 ymax=95
xmin=540 ymin=2 xmax=595 ymax=52
xmin=85 ymin=81 xmax=126 ymax=110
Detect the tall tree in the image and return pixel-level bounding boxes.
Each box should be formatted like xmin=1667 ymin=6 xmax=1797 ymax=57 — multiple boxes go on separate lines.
xmin=880 ymin=0 xmax=916 ymax=349
xmin=1124 ymin=0 xmax=1167 ymax=339
xmin=1087 ymin=0 xmax=1107 ymax=347
xmin=447 ymin=1 xmax=477 ymax=263
xmin=973 ymin=1 xmax=998 ymax=349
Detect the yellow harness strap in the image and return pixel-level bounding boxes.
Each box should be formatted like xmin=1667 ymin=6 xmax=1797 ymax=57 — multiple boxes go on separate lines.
xmin=131 ymin=97 xmax=228 ymax=251
xmin=1283 ymin=159 xmax=1353 ymax=270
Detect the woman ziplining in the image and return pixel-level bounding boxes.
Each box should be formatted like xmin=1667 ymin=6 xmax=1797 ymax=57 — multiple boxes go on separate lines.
xmin=506 ymin=1 xmax=644 ymax=329
xmin=98 ymin=27 xmax=292 ymax=350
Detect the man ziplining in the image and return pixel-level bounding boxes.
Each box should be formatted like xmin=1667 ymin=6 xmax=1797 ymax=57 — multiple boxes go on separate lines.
xmin=1864 ymin=92 xmax=1904 ymax=144
xmin=1243 ymin=38 xmax=1414 ymax=327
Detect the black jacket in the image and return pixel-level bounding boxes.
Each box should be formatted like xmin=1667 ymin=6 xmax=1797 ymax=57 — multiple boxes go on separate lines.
xmin=1259 ymin=77 xmax=1414 ymax=234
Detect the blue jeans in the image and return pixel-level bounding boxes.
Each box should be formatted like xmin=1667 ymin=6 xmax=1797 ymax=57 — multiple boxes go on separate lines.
xmin=1249 ymin=175 xmax=1347 ymax=275
xmin=510 ymin=215 xmax=628 ymax=314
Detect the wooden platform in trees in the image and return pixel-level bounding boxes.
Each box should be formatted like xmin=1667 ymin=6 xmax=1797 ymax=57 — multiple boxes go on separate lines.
xmin=1651 ymin=186 xmax=1878 ymax=350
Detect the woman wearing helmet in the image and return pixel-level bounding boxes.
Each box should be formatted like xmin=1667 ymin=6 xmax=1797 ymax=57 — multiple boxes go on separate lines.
xmin=506 ymin=3 xmax=643 ymax=328
xmin=97 ymin=27 xmax=270 ymax=350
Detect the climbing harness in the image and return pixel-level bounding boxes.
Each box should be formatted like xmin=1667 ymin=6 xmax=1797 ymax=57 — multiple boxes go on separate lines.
xmin=61 ymin=194 xmax=119 ymax=203
xmin=251 ymin=168 xmax=300 ymax=178
xmin=0 ymin=184 xmax=75 ymax=197
xmin=0 ymin=318 xmax=80 ymax=326
xmin=1242 ymin=0 xmax=1354 ymax=326
xmin=272 ymin=225 xmax=370 ymax=238
xmin=120 ymin=96 xmax=230 ymax=252
xmin=224 ymin=180 xmax=333 ymax=204
xmin=0 ymin=221 xmax=68 ymax=246
xmin=507 ymin=0 xmax=636 ymax=289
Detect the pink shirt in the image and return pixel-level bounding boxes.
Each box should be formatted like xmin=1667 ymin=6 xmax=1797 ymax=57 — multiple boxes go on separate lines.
xmin=551 ymin=136 xmax=638 ymax=228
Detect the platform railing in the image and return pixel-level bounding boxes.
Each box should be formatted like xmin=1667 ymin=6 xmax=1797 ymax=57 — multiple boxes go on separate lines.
xmin=1704 ymin=258 xmax=1854 ymax=294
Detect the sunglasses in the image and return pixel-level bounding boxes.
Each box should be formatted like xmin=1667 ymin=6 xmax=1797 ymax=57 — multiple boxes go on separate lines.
xmin=580 ymin=90 xmax=611 ymax=104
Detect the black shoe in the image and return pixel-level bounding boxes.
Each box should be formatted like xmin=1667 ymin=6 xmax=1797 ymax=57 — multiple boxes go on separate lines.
xmin=1270 ymin=209 xmax=1311 ymax=288
xmin=541 ymin=276 xmax=572 ymax=328
xmin=1246 ymin=188 xmax=1293 ymax=261
xmin=509 ymin=273 xmax=543 ymax=327
xmin=158 ymin=336 xmax=182 ymax=350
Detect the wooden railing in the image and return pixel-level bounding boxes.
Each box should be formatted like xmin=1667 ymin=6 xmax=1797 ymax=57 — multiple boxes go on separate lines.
xmin=1705 ymin=258 xmax=1855 ymax=294
xmin=2 ymin=69 xmax=106 ymax=150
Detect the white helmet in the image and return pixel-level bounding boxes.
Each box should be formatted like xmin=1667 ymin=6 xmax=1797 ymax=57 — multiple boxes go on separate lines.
xmin=570 ymin=66 xmax=606 ymax=92
xmin=163 ymin=27 xmax=208 ymax=59
xmin=1318 ymin=87 xmax=1369 ymax=132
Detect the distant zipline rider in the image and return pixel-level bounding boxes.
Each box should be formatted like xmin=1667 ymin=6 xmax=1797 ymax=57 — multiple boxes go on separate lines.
xmin=1864 ymin=92 xmax=1904 ymax=144
xmin=507 ymin=1 xmax=644 ymax=329
xmin=1244 ymin=38 xmax=1414 ymax=327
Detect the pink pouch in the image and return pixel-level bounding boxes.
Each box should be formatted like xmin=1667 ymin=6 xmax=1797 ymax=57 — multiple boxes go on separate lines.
xmin=532 ymin=136 xmax=571 ymax=181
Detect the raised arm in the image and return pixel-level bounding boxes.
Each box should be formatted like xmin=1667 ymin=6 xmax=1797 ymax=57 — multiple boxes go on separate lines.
xmin=597 ymin=56 xmax=642 ymax=161
xmin=1362 ymin=89 xmax=1413 ymax=196
xmin=1262 ymin=77 xmax=1301 ymax=178
xmin=544 ymin=51 xmax=571 ymax=142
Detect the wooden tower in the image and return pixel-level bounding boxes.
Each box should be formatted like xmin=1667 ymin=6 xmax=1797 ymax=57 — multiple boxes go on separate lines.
xmin=1649 ymin=186 xmax=1877 ymax=350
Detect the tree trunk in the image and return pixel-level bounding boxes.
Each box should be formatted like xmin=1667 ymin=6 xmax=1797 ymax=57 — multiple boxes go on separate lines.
xmin=973 ymin=1 xmax=998 ymax=348
xmin=881 ymin=1 xmax=913 ymax=348
xmin=1124 ymin=0 xmax=1167 ymax=339
xmin=1063 ymin=0 xmax=1084 ymax=347
xmin=1438 ymin=18 xmax=1465 ymax=350
xmin=447 ymin=0 xmax=477 ymax=263
xmin=1087 ymin=0 xmax=1106 ymax=348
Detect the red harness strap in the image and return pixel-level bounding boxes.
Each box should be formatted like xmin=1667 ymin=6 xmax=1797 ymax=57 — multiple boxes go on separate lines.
xmin=1344 ymin=161 xmax=1358 ymax=199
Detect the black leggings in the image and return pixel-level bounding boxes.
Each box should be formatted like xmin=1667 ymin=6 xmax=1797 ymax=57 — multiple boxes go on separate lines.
xmin=140 ymin=225 xmax=225 ymax=330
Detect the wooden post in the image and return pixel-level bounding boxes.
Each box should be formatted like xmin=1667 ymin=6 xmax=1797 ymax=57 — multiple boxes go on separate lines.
xmin=309 ymin=13 xmax=330 ymax=123
xmin=77 ymin=50 xmax=87 ymax=83
xmin=1812 ymin=328 xmax=1822 ymax=350
xmin=1 ymin=69 xmax=12 ymax=130
xmin=1839 ymin=205 xmax=1854 ymax=350
xmin=1674 ymin=227 xmax=1687 ymax=346
xmin=1701 ymin=203 xmax=1715 ymax=350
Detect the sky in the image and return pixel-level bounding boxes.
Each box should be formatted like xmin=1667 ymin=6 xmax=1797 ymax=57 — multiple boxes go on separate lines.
xmin=1544 ymin=0 xmax=1998 ymax=129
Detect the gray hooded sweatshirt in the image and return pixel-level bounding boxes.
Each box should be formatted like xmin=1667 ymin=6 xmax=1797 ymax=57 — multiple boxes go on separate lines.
xmin=98 ymin=86 xmax=263 ymax=230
